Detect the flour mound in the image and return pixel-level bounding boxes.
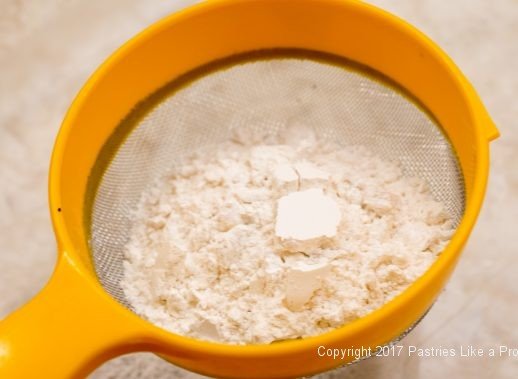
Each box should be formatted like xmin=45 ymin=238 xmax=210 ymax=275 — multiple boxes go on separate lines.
xmin=121 ymin=128 xmax=453 ymax=344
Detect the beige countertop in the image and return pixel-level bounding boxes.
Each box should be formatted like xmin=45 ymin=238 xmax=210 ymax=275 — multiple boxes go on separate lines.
xmin=0 ymin=0 xmax=516 ymax=377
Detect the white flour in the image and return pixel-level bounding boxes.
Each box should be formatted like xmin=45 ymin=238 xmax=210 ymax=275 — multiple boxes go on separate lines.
xmin=121 ymin=126 xmax=454 ymax=344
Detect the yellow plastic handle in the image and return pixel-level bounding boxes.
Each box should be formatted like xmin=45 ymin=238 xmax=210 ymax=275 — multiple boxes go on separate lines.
xmin=0 ymin=252 xmax=144 ymax=378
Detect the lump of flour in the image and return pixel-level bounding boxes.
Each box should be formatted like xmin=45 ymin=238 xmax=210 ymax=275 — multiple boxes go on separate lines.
xmin=121 ymin=125 xmax=454 ymax=344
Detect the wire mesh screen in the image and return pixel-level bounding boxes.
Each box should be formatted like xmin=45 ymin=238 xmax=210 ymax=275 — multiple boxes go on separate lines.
xmin=88 ymin=51 xmax=465 ymax=310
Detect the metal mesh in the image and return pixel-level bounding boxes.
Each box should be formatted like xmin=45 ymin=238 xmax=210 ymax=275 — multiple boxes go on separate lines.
xmin=89 ymin=53 xmax=465 ymax=313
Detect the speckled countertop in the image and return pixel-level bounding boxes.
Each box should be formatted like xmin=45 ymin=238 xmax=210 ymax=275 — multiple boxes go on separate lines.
xmin=0 ymin=0 xmax=516 ymax=378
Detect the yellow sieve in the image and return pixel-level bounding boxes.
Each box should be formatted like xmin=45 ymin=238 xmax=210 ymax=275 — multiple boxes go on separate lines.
xmin=0 ymin=1 xmax=498 ymax=378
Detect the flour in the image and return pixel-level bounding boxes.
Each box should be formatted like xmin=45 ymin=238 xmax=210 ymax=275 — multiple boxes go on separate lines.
xmin=121 ymin=125 xmax=454 ymax=344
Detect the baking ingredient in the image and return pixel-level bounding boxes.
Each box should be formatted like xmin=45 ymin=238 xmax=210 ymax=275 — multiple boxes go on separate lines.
xmin=121 ymin=125 xmax=454 ymax=344
xmin=275 ymin=188 xmax=341 ymax=241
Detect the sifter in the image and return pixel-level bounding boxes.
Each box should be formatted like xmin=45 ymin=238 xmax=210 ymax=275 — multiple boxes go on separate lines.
xmin=0 ymin=0 xmax=498 ymax=378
